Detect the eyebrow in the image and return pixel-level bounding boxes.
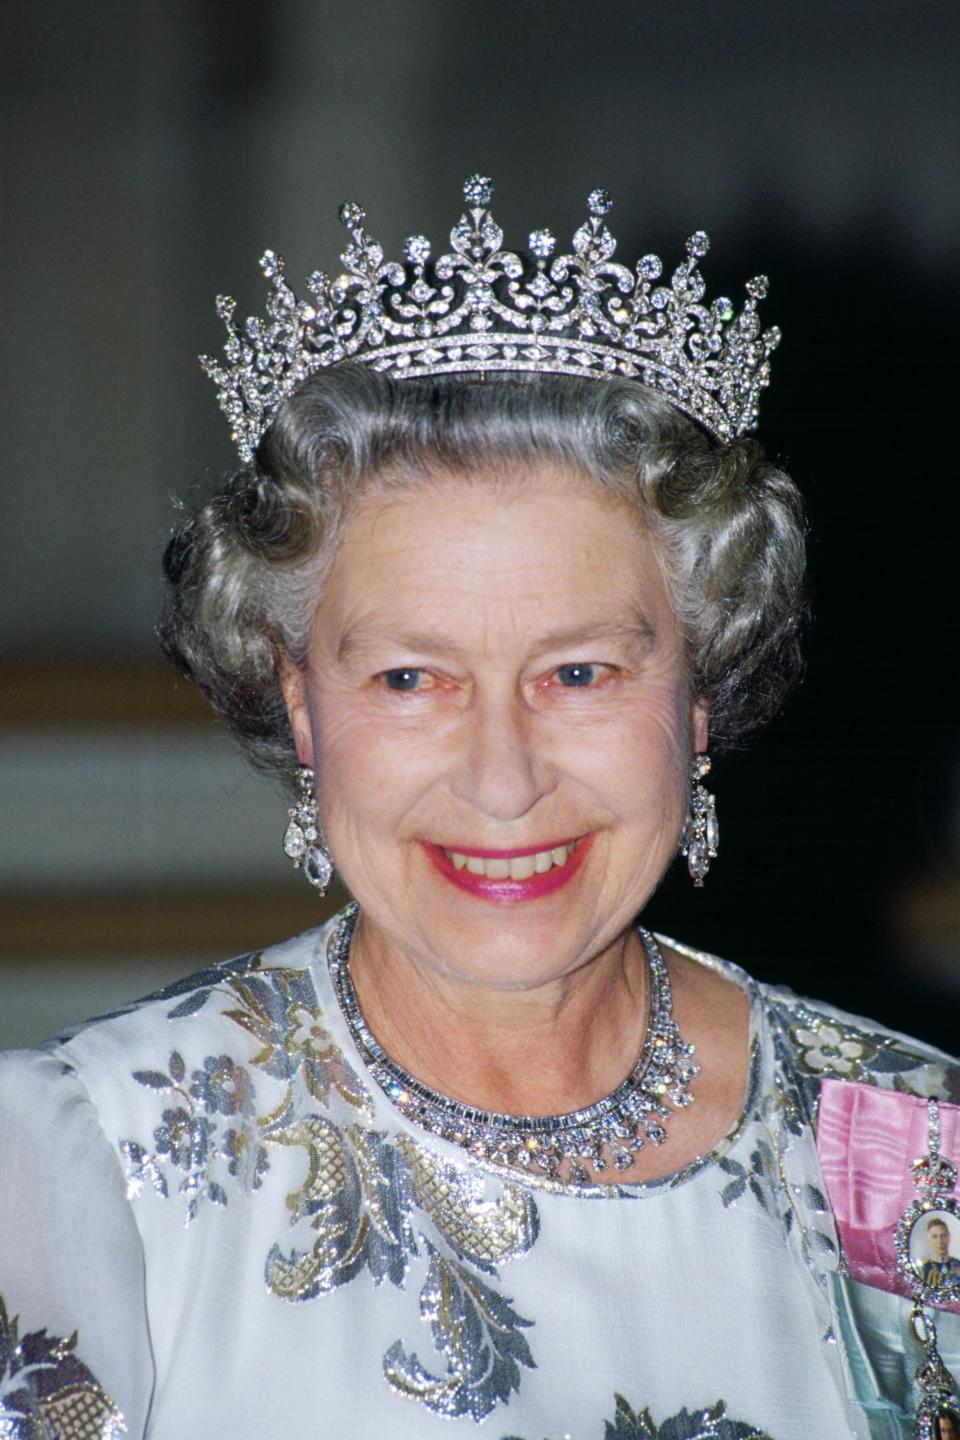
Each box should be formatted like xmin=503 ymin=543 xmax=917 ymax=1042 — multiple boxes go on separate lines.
xmin=336 ymin=616 xmax=657 ymax=665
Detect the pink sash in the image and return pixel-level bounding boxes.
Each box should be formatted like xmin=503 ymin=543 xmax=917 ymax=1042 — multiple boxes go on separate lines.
xmin=817 ymin=1077 xmax=960 ymax=1308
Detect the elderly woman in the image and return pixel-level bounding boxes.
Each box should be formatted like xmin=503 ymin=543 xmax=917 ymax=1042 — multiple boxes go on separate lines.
xmin=2 ymin=180 xmax=959 ymax=1438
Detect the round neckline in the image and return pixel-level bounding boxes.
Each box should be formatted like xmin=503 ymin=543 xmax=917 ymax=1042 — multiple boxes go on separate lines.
xmin=318 ymin=906 xmax=762 ymax=1199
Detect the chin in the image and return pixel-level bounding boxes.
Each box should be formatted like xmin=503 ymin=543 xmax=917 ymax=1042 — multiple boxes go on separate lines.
xmin=410 ymin=886 xmax=624 ymax=986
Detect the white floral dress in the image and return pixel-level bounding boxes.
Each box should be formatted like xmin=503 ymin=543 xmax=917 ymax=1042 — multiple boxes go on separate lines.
xmin=1 ymin=910 xmax=958 ymax=1439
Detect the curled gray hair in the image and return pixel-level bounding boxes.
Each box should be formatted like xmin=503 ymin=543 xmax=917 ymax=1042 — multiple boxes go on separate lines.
xmin=160 ymin=366 xmax=806 ymax=782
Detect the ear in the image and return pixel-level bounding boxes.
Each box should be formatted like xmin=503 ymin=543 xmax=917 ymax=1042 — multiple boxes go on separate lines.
xmin=280 ymin=664 xmax=316 ymax=768
xmin=690 ymin=695 xmax=709 ymax=754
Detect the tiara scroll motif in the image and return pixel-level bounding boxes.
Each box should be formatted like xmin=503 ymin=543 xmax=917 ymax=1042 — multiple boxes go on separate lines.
xmin=201 ymin=176 xmax=781 ymax=462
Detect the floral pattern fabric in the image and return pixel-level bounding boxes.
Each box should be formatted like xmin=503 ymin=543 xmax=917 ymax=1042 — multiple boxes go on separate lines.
xmin=503 ymin=1396 xmax=774 ymax=1439
xmin=706 ymin=982 xmax=960 ymax=1292
xmin=2 ymin=915 xmax=959 ymax=1438
xmin=116 ymin=954 xmax=539 ymax=1422
xmin=0 ymin=1296 xmax=125 ymax=1439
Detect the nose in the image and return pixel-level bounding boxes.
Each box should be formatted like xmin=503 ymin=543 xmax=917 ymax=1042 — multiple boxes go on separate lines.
xmin=450 ymin=687 xmax=551 ymax=823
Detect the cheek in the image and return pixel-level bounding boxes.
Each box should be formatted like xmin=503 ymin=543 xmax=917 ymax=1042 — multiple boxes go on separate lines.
xmin=591 ymin=681 xmax=691 ymax=764
xmin=551 ymin=684 xmax=692 ymax=810
xmin=312 ymin=696 xmax=373 ymax=767
xmin=310 ymin=694 xmax=444 ymax=826
xmin=317 ymin=694 xmax=453 ymax=769
xmin=310 ymin=677 xmax=692 ymax=835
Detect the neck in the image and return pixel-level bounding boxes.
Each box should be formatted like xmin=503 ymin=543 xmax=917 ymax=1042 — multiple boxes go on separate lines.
xmin=346 ymin=910 xmax=649 ymax=1117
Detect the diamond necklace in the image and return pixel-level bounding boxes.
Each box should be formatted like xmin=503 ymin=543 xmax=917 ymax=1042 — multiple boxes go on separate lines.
xmin=327 ymin=904 xmax=701 ymax=1185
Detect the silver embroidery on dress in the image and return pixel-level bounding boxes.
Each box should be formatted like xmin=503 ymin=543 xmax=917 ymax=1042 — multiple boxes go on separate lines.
xmin=118 ymin=956 xmax=540 ymax=1420
xmin=0 ymin=1295 xmax=126 ymax=1439
xmin=264 ymin=1117 xmax=415 ymax=1298
xmin=121 ymin=1047 xmax=268 ymax=1222
xmin=502 ymin=1395 xmax=774 ymax=1438
xmin=385 ymin=1240 xmax=534 ymax=1421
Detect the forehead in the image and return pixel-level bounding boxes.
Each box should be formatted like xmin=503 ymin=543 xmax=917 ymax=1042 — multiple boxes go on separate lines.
xmin=319 ymin=464 xmax=671 ymax=628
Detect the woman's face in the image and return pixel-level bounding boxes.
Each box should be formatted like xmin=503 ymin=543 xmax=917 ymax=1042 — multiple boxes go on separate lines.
xmin=285 ymin=464 xmax=707 ymax=992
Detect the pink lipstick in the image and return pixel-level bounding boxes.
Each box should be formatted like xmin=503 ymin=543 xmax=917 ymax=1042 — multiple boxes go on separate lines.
xmin=422 ymin=835 xmax=592 ymax=902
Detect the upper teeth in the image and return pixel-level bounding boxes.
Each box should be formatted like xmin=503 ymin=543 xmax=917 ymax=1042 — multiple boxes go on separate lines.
xmin=444 ymin=842 xmax=576 ymax=880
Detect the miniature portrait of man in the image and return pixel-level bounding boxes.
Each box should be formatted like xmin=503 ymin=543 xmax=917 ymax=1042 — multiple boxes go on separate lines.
xmin=935 ymin=1412 xmax=960 ymax=1440
xmin=917 ymin=1216 xmax=960 ymax=1290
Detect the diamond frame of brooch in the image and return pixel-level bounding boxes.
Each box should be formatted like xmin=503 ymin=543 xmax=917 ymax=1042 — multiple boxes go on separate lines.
xmin=896 ymin=1195 xmax=960 ymax=1309
xmin=914 ymin=1394 xmax=960 ymax=1440
xmin=911 ymin=1304 xmax=960 ymax=1437
xmin=327 ymin=902 xmax=700 ymax=1186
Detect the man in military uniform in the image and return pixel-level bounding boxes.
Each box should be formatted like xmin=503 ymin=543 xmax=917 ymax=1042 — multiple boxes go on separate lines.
xmin=920 ymin=1217 xmax=960 ymax=1292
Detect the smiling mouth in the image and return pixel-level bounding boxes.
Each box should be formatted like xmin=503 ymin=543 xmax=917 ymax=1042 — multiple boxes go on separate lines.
xmin=441 ymin=841 xmax=577 ymax=881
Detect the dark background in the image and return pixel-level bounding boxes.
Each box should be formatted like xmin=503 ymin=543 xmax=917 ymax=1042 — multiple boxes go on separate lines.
xmin=2 ymin=0 xmax=958 ymax=1048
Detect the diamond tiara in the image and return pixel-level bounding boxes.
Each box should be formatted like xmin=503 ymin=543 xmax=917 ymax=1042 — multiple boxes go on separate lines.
xmin=201 ymin=175 xmax=781 ymax=463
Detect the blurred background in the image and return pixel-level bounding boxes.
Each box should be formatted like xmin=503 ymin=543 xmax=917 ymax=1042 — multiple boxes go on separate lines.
xmin=2 ymin=0 xmax=958 ymax=1051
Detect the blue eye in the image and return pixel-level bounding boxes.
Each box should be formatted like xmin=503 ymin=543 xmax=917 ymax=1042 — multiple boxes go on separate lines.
xmin=382 ymin=668 xmax=423 ymax=692
xmin=555 ymin=663 xmax=597 ymax=687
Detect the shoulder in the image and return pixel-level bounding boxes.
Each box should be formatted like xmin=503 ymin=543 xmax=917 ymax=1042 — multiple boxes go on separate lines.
xmin=659 ymin=932 xmax=960 ymax=1110
xmin=757 ymin=979 xmax=960 ymax=1104
xmin=15 ymin=917 xmax=378 ymax=1227
xmin=2 ymin=923 xmax=336 ymax=1148
xmin=52 ymin=922 xmax=330 ymax=1049
xmin=0 ymin=1046 xmax=101 ymax=1158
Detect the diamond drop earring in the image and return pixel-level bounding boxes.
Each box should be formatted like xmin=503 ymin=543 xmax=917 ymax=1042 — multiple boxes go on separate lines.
xmin=282 ymin=765 xmax=334 ymax=895
xmin=680 ymin=753 xmax=719 ymax=887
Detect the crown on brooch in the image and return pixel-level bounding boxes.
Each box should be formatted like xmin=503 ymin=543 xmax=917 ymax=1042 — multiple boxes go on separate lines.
xmin=201 ymin=175 xmax=781 ymax=463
